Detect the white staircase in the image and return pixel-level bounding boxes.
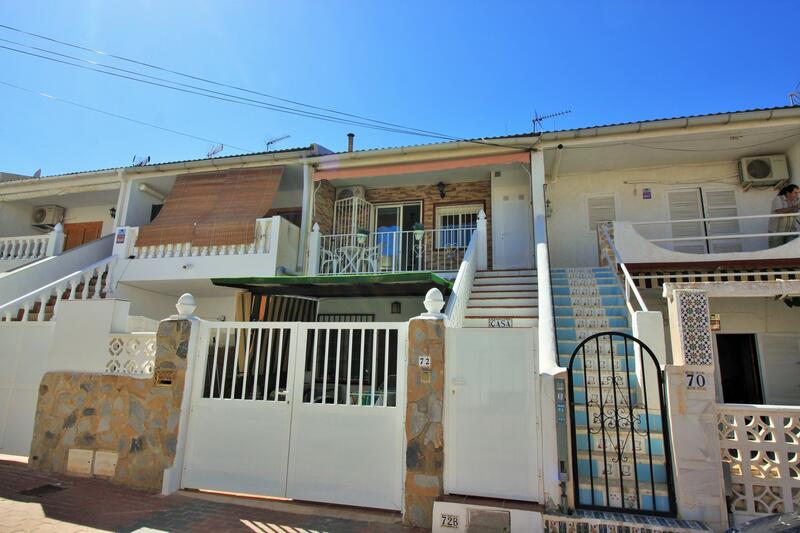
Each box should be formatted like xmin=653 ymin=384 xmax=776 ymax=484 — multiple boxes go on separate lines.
xmin=463 ymin=269 xmax=538 ymax=328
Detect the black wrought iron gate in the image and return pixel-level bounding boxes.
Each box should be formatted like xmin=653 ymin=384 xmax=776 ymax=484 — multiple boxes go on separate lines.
xmin=567 ymin=331 xmax=676 ymax=516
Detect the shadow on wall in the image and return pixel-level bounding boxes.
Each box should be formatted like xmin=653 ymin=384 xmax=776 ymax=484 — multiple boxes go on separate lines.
xmin=28 ymin=319 xmax=191 ymax=492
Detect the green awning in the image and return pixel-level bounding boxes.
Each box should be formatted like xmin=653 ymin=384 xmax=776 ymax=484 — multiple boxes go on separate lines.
xmin=212 ymin=272 xmax=453 ymax=297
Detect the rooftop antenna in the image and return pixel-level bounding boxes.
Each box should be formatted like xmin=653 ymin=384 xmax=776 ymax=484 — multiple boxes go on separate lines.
xmin=32 ymin=168 xmax=42 ymax=179
xmin=532 ymin=109 xmax=572 ymax=133
xmin=265 ymin=134 xmax=290 ymax=151
xmin=790 ymin=83 xmax=800 ymax=106
xmin=132 ymin=155 xmax=151 ymax=167
xmin=207 ymin=144 xmax=224 ymax=158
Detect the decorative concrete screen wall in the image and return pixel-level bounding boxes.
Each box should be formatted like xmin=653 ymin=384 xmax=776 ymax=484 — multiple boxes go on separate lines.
xmin=29 ymin=319 xmax=191 ymax=491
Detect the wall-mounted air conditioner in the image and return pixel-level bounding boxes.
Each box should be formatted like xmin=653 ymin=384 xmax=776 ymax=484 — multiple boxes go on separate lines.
xmin=739 ymin=155 xmax=789 ymax=189
xmin=335 ymin=185 xmax=366 ymax=201
xmin=31 ymin=205 xmax=65 ymax=228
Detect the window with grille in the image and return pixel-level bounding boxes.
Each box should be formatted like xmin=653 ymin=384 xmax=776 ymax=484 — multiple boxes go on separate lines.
xmin=586 ymin=194 xmax=617 ymax=231
xmin=436 ymin=204 xmax=481 ymax=248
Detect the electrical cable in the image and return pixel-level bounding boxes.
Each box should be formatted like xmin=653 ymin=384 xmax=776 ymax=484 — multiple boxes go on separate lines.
xmin=0 ymin=79 xmax=254 ymax=152
xmin=0 ymin=22 xmax=460 ymax=138
xmin=0 ymin=25 xmax=534 ymax=150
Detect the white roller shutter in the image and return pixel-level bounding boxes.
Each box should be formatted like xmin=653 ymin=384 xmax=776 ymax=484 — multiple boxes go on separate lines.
xmin=586 ymin=195 xmax=616 ymax=231
xmin=704 ymin=190 xmax=741 ymax=253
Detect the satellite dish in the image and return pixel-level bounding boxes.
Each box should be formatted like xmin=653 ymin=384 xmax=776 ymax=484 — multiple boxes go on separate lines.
xmin=132 ymin=155 xmax=151 ymax=167
xmin=33 ymin=169 xmax=42 ymax=179
xmin=265 ymin=135 xmax=290 ymax=151
xmin=207 ymin=144 xmax=224 ymax=158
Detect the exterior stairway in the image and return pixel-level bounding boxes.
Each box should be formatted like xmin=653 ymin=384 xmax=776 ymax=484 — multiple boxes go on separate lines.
xmin=551 ymin=267 xmax=672 ymax=514
xmin=463 ymin=269 xmax=538 ymax=328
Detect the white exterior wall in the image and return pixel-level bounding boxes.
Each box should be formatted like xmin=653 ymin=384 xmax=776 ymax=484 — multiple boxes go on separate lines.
xmin=547 ymin=160 xmax=778 ymax=268
xmin=114 ymin=284 xmax=180 ymax=321
xmin=63 ymin=205 xmax=115 ymax=235
xmin=123 ymin=182 xmax=161 ymax=228
xmin=317 ymin=296 xmax=425 ymax=322
xmin=0 ymin=202 xmax=38 ymax=238
xmin=787 ymin=139 xmax=800 ymax=181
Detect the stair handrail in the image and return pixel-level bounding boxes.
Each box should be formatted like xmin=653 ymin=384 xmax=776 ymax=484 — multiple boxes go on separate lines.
xmin=0 ymin=255 xmax=116 ymax=322
xmin=598 ymin=223 xmax=648 ymax=314
xmin=444 ymin=229 xmax=478 ymax=328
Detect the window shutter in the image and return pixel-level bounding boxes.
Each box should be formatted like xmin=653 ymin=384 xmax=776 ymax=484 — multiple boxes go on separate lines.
xmin=758 ymin=334 xmax=800 ymax=405
xmin=586 ymin=195 xmax=616 ymax=231
xmin=704 ymin=190 xmax=741 ymax=253
xmin=667 ymin=189 xmax=705 ymax=253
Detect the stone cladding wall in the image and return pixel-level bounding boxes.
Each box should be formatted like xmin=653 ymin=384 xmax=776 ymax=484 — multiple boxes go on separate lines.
xmin=29 ymin=319 xmax=191 ymax=492
xmin=403 ymin=317 xmax=446 ymax=528
xmin=312 ymin=179 xmax=335 ymax=235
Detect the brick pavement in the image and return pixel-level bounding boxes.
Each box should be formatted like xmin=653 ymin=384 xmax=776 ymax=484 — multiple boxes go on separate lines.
xmin=0 ymin=459 xmax=427 ymax=533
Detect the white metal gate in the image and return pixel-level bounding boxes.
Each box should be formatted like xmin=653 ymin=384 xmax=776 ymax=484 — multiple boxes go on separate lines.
xmin=444 ymin=328 xmax=541 ymax=502
xmin=182 ymin=321 xmax=407 ymax=510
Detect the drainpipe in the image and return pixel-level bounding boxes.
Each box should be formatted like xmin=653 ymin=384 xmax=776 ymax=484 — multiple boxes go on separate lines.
xmin=296 ymin=161 xmax=313 ymax=272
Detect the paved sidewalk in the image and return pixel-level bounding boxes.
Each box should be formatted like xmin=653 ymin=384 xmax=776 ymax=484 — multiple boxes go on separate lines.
xmin=0 ymin=458 xmax=425 ymax=533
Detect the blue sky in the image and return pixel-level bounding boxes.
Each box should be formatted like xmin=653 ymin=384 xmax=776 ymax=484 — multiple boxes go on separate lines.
xmin=0 ymin=1 xmax=797 ymax=176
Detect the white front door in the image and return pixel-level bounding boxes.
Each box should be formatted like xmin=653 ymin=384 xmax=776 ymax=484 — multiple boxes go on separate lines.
xmin=492 ymin=173 xmax=534 ymax=269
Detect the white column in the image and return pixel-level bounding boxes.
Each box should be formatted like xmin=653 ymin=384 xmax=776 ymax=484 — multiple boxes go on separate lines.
xmin=664 ymin=289 xmax=728 ymax=531
xmin=307 ymin=223 xmax=321 ymax=276
xmin=476 ymin=209 xmax=488 ymax=271
xmin=296 ymin=161 xmax=313 ymax=272
xmin=530 ymin=149 xmax=547 ymax=248
xmin=114 ymin=168 xmax=130 ymax=228
xmin=46 ymin=223 xmax=65 ymax=256
xmin=632 ymin=310 xmax=667 ymax=408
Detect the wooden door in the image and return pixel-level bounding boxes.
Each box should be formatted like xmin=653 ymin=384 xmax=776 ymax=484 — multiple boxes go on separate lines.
xmin=63 ymin=221 xmax=103 ymax=251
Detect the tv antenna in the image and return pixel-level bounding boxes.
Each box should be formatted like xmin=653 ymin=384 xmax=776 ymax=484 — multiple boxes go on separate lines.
xmin=131 ymin=155 xmax=151 ymax=167
xmin=265 ymin=134 xmax=290 ymax=151
xmin=207 ymin=144 xmax=224 ymax=158
xmin=532 ymin=109 xmax=572 ymax=133
xmin=790 ymin=83 xmax=800 ymax=106
xmin=32 ymin=168 xmax=42 ymax=179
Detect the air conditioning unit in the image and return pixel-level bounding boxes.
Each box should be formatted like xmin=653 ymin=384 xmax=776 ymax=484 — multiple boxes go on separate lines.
xmin=739 ymin=155 xmax=789 ymax=188
xmin=335 ymin=185 xmax=366 ymax=201
xmin=31 ymin=205 xmax=65 ymax=228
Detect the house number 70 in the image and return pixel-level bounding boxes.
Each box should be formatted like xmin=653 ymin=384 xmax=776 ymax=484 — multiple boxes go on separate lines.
xmin=685 ymin=371 xmax=707 ymax=390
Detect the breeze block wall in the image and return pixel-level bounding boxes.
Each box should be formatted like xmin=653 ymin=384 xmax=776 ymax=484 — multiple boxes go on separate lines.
xmin=28 ymin=319 xmax=192 ymax=492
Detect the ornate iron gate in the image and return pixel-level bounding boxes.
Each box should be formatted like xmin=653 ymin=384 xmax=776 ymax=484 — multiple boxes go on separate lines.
xmin=567 ymin=331 xmax=676 ymax=516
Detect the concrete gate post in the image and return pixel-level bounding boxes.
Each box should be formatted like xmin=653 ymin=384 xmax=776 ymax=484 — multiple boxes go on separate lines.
xmin=403 ymin=289 xmax=447 ymax=528
xmin=664 ymin=289 xmax=728 ymax=531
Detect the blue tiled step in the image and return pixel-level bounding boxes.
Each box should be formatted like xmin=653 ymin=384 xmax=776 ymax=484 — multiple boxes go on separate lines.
xmin=572 ymin=407 xmax=664 ymax=433
xmin=554 ymin=305 xmax=628 ymax=317
xmin=555 ymin=316 xmax=629 ymax=328
xmin=574 ymin=429 xmax=666 ymax=456
xmin=553 ymin=295 xmax=625 ymax=307
xmin=558 ymin=339 xmax=633 ymax=355
xmin=558 ymin=355 xmax=637 ymax=371
xmin=576 ymin=482 xmax=672 ymax=514
xmin=552 ymin=285 xmax=622 ymax=296
xmin=569 ymin=370 xmax=641 ymax=389
xmin=556 ymin=328 xmax=632 ymax=341
xmin=576 ymin=455 xmax=669 ymax=484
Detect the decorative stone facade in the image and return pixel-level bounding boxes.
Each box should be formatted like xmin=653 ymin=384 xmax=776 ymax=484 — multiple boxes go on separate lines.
xmin=313 ymin=179 xmax=493 ymax=268
xmin=29 ymin=319 xmax=192 ymax=492
xmin=312 ymin=179 xmax=335 ymax=235
xmin=404 ymin=317 xmax=446 ymax=528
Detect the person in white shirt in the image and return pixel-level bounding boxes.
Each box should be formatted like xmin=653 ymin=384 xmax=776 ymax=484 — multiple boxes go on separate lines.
xmin=769 ymin=184 xmax=800 ymax=247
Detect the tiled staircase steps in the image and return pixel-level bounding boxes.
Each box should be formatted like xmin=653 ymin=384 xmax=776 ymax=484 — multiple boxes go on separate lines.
xmin=552 ymin=267 xmax=671 ymax=514
xmin=9 ymin=276 xmax=105 ymax=321
xmin=463 ymin=269 xmax=538 ymax=328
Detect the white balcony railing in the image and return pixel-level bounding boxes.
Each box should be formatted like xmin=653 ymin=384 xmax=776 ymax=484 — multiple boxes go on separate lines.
xmin=717 ymin=403 xmax=800 ymax=523
xmin=0 ymin=225 xmax=65 ymax=264
xmin=309 ymin=225 xmax=477 ymax=276
xmin=630 ymin=212 xmax=799 ymax=254
xmin=606 ymin=215 xmax=800 ymax=266
xmin=130 ymin=218 xmax=272 ymax=259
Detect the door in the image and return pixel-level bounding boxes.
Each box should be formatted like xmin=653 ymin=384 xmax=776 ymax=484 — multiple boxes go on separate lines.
xmin=445 ymin=328 xmax=540 ymax=501
xmin=716 ymin=333 xmax=764 ymax=404
xmin=63 ymin=221 xmax=103 ymax=251
xmin=492 ymin=174 xmax=533 ymax=269
xmin=182 ymin=323 xmax=297 ymax=496
xmin=373 ymin=203 xmax=421 ymax=272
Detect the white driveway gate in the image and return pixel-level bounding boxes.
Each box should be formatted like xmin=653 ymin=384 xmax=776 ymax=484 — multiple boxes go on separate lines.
xmin=182 ymin=321 xmax=407 ymax=510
